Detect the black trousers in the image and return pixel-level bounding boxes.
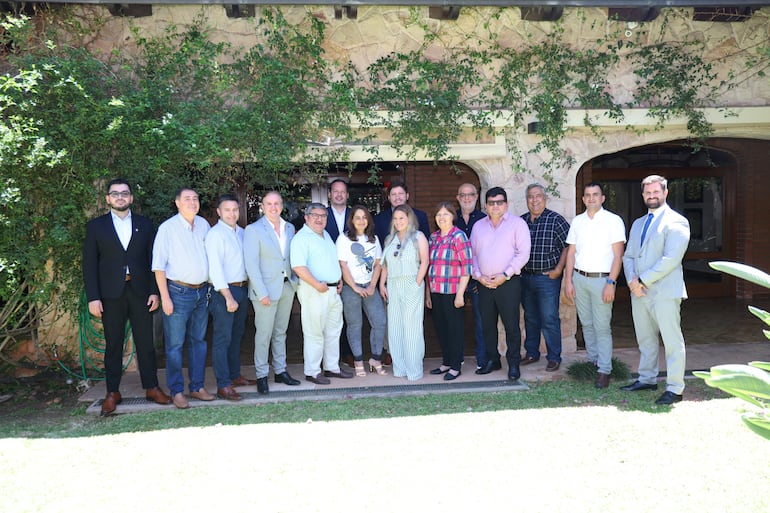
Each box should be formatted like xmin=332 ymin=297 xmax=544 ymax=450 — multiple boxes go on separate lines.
xmin=101 ymin=283 xmax=159 ymax=392
xmin=477 ymin=277 xmax=522 ymax=371
xmin=430 ymin=292 xmax=465 ymax=372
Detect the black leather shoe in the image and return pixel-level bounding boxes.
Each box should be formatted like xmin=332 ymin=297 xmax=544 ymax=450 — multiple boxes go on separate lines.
xmin=620 ymin=380 xmax=658 ymax=392
xmin=256 ymin=377 xmax=269 ymax=394
xmin=490 ymin=360 xmax=502 ymax=371
xmin=443 ymin=370 xmax=461 ymax=381
xmin=274 ymin=371 xmax=300 ymax=386
xmin=655 ymin=391 xmax=683 ymax=405
xmin=475 ymin=361 xmax=494 ymax=375
xmin=430 ymin=366 xmax=451 ymax=375
xmin=324 ymin=368 xmax=354 ymax=379
xmin=508 ymin=366 xmax=520 ymax=381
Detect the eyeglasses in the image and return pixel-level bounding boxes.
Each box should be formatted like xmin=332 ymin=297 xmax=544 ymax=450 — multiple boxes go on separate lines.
xmin=486 ymin=200 xmax=506 ymax=206
xmin=394 ymin=243 xmax=402 ymax=257
xmin=307 ymin=212 xmax=328 ymax=220
xmin=458 ymin=193 xmax=477 ymax=198
xmin=108 ymin=191 xmax=131 ymax=198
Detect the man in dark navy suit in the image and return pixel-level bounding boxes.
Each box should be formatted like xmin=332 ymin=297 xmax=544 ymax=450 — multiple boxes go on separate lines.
xmin=83 ymin=178 xmax=171 ymax=415
xmin=325 ymin=178 xmax=350 ymax=243
xmin=373 ymin=180 xmax=431 ymax=248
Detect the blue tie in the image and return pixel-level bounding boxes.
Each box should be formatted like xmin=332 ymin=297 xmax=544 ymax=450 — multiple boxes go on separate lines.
xmin=640 ymin=213 xmax=653 ymax=246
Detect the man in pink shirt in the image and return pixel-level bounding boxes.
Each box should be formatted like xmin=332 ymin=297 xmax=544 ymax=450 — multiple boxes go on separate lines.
xmin=470 ymin=186 xmax=531 ymax=381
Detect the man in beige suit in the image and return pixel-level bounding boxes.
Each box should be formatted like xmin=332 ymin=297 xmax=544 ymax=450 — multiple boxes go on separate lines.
xmin=621 ymin=175 xmax=690 ymax=405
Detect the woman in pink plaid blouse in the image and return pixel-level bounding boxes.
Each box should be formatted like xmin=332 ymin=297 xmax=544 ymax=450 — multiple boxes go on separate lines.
xmin=426 ymin=202 xmax=473 ymax=380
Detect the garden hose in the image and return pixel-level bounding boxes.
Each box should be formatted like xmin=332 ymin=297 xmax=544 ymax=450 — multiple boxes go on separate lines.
xmin=54 ymin=291 xmax=134 ymax=382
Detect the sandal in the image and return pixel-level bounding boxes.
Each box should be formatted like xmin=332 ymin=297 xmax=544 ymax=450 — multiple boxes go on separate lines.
xmin=368 ymin=358 xmax=388 ymax=376
xmin=354 ymin=361 xmax=366 ymax=377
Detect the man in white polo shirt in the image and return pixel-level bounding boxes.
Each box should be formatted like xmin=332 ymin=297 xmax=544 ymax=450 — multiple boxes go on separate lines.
xmin=564 ymin=182 xmax=626 ymax=389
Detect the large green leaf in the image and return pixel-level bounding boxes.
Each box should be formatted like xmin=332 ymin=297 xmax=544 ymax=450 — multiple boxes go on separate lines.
xmin=741 ymin=413 xmax=770 ymax=441
xmin=694 ymin=364 xmax=770 ymax=408
xmin=708 ymin=261 xmax=770 ymax=289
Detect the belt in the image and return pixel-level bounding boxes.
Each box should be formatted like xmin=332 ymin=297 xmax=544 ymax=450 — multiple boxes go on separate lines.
xmin=355 ymin=282 xmax=371 ymax=288
xmin=327 ymin=281 xmax=340 ymax=287
xmin=125 ymin=274 xmax=131 ymax=282
xmin=169 ymin=280 xmax=207 ymax=289
xmin=574 ymin=269 xmax=610 ymax=278
xmin=228 ymin=281 xmax=247 ymax=287
xmin=523 ymin=269 xmax=552 ymax=275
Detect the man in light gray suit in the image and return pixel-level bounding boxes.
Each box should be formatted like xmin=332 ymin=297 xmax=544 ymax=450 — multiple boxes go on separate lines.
xmin=244 ymin=191 xmax=301 ymax=394
xmin=621 ymin=175 xmax=690 ymax=405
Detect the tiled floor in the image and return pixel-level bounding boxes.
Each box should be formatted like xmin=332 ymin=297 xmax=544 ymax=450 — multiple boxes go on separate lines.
xmin=80 ymin=296 xmax=770 ymax=415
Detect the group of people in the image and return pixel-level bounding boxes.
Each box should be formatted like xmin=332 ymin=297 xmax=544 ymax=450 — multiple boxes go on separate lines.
xmin=83 ymin=173 xmax=690 ymax=415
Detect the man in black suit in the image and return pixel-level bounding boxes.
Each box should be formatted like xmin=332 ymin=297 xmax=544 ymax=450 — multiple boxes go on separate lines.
xmin=83 ymin=178 xmax=171 ymax=415
xmin=325 ymin=178 xmax=350 ymax=243
xmin=374 ymin=180 xmax=431 ymax=248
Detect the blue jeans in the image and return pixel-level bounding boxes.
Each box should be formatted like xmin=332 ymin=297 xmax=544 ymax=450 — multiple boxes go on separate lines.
xmin=522 ymin=273 xmax=563 ymax=362
xmin=209 ymin=284 xmax=249 ymax=389
xmin=468 ymin=280 xmax=486 ymax=368
xmin=340 ymin=283 xmax=386 ymax=361
xmin=162 ymin=281 xmax=210 ymax=395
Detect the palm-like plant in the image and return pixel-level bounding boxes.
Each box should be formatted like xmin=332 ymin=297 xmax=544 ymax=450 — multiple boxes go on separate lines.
xmin=693 ymin=262 xmax=770 ymax=440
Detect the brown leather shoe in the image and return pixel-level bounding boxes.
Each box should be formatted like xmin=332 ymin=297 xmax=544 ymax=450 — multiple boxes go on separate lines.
xmin=305 ymin=373 xmax=331 ymax=385
xmin=324 ymin=368 xmax=354 ymax=379
xmin=100 ymin=391 xmax=122 ymax=416
xmin=545 ymin=361 xmax=560 ymax=372
xmin=190 ymin=388 xmax=215 ymax=401
xmin=382 ymin=352 xmax=392 ymax=366
xmin=231 ymin=375 xmax=257 ymax=387
xmin=520 ymin=356 xmax=539 ymax=366
xmin=172 ymin=392 xmax=189 ymax=409
xmin=595 ymin=372 xmax=610 ymax=389
xmin=217 ymin=386 xmax=242 ymax=401
xmin=145 ymin=387 xmax=172 ymax=405
xmin=341 ymin=354 xmax=356 ymax=368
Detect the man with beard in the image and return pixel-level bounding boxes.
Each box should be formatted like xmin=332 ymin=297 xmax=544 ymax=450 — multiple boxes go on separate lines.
xmin=621 ymin=175 xmax=690 ymax=405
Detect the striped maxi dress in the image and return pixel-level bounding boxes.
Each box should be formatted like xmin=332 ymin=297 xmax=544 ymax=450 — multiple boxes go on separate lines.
xmin=381 ymin=233 xmax=425 ymax=380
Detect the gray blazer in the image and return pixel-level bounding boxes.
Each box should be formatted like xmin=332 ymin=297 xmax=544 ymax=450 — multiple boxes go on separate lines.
xmin=622 ymin=204 xmax=690 ymax=300
xmin=244 ymin=216 xmax=298 ymax=302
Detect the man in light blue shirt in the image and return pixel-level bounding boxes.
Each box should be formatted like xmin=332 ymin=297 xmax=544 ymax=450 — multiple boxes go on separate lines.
xmin=206 ymin=194 xmax=253 ymax=402
xmin=291 ymin=202 xmax=352 ymax=384
xmin=152 ymin=187 xmax=213 ymax=409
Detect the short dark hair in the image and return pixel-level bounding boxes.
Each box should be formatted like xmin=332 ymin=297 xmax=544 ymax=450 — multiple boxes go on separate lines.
xmin=387 ymin=180 xmax=408 ymax=195
xmin=174 ymin=187 xmax=197 ymax=199
xmin=583 ymin=182 xmax=604 ymax=195
xmin=329 ymin=178 xmax=348 ymax=191
xmin=485 ymin=186 xmax=507 ymax=202
xmin=217 ymin=194 xmax=239 ymax=207
xmin=106 ymin=178 xmax=131 ymax=194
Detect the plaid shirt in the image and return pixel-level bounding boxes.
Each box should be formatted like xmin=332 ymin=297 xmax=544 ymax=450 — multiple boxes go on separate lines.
xmin=428 ymin=226 xmax=473 ymax=294
xmin=520 ymin=208 xmax=570 ymax=272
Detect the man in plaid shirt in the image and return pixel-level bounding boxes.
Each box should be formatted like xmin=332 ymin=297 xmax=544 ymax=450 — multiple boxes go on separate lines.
xmin=520 ymin=184 xmax=570 ymax=372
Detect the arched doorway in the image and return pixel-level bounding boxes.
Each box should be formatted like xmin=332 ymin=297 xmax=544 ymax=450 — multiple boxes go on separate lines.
xmin=577 ymin=142 xmax=736 ymax=298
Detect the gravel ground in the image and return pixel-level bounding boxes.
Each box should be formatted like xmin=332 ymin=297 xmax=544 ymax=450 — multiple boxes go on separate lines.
xmin=2 ymin=397 xmax=768 ymax=513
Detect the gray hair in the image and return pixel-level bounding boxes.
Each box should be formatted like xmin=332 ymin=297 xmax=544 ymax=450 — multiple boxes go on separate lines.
xmin=526 ymin=183 xmax=547 ymax=198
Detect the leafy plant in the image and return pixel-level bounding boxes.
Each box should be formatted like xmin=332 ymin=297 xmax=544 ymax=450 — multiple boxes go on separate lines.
xmin=693 ymin=261 xmax=770 ymax=440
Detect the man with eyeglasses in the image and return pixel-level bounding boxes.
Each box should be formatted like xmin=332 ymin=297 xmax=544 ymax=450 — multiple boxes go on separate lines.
xmin=152 ymin=187 xmax=213 ymax=409
xmin=470 ymin=186 xmax=531 ymax=381
xmin=564 ymin=182 xmax=626 ymax=389
xmin=291 ymin=203 xmax=353 ymax=384
xmin=83 ymin=178 xmax=171 ymax=415
xmin=455 ymin=183 xmax=487 ymax=371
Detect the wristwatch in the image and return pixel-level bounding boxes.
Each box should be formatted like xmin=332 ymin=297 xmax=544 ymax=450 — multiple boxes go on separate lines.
xmin=503 ymin=272 xmax=510 ymax=281
xmin=606 ymin=277 xmax=617 ymax=286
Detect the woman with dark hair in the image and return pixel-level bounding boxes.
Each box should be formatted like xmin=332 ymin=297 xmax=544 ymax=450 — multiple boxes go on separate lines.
xmin=336 ymin=206 xmax=388 ymax=377
xmin=426 ymin=202 xmax=472 ymax=380
xmin=379 ymin=205 xmax=429 ymax=380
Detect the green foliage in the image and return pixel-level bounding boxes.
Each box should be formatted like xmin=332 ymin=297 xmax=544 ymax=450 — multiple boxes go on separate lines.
xmin=566 ymin=357 xmax=631 ymax=381
xmin=694 ymin=261 xmax=770 ymax=440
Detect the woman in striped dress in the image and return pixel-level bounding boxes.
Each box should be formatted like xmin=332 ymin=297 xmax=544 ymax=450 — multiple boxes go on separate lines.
xmin=426 ymin=202 xmax=473 ymax=381
xmin=379 ymin=205 xmax=429 ymax=380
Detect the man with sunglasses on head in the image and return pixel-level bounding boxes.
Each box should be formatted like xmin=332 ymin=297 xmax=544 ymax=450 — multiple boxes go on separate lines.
xmin=470 ymin=186 xmax=531 ymax=382
xmin=83 ymin=178 xmax=171 ymax=415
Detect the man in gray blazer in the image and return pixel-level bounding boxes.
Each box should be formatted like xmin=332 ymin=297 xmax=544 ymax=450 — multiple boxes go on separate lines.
xmin=621 ymin=175 xmax=690 ymax=405
xmin=244 ymin=191 xmax=301 ymax=394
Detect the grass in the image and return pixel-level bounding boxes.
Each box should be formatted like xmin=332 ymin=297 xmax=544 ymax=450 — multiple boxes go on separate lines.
xmin=0 ymin=379 xmax=727 ymax=439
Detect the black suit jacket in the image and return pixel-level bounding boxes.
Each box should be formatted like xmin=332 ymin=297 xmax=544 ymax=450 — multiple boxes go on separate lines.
xmin=325 ymin=206 xmax=350 ymax=243
xmin=83 ymin=213 xmax=158 ymax=301
xmin=374 ymin=207 xmax=431 ymax=249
